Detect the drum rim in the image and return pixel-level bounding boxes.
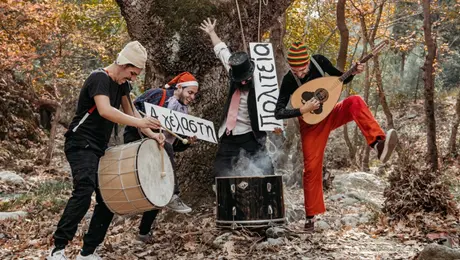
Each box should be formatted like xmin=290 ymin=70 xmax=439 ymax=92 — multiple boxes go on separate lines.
xmin=136 ymin=139 xmax=158 ymax=207
xmin=97 ymin=140 xmax=151 ymax=214
xmin=216 ymin=218 xmax=286 ymax=224
xmin=215 ymin=175 xmax=283 ymax=180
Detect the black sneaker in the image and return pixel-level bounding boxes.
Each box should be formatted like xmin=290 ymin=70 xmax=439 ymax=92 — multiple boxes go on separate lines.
xmin=304 ymin=218 xmax=315 ymax=233
xmin=374 ymin=129 xmax=398 ymax=163
xmin=137 ymin=232 xmax=153 ymax=243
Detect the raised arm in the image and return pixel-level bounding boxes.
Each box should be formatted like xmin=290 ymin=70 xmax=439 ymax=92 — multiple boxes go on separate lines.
xmin=200 ymin=18 xmax=221 ymax=46
xmin=200 ymin=18 xmax=231 ymax=72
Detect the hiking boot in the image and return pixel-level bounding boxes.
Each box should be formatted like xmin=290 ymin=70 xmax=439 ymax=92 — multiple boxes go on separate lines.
xmin=304 ymin=218 xmax=315 ymax=233
xmin=374 ymin=129 xmax=398 ymax=163
xmin=46 ymin=248 xmax=67 ymax=260
xmin=76 ymin=252 xmax=102 ymax=260
xmin=166 ymin=194 xmax=192 ymax=213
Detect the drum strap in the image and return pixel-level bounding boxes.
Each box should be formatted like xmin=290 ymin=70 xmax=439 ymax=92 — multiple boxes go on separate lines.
xmin=72 ymin=104 xmax=97 ymax=132
xmin=159 ymin=89 xmax=167 ymax=107
xmin=310 ymin=56 xmax=326 ymax=77
xmin=72 ymin=69 xmax=111 ymax=133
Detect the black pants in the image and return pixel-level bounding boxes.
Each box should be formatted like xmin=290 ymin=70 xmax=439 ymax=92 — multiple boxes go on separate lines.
xmin=123 ymin=133 xmax=179 ymax=235
xmin=213 ymin=132 xmax=274 ymax=177
xmin=53 ymin=143 xmax=113 ymax=253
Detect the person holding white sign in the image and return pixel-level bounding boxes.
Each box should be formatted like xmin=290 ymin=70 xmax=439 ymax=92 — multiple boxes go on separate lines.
xmin=124 ymin=72 xmax=199 ymax=242
xmin=200 ymin=18 xmax=274 ymax=177
xmin=275 ymin=41 xmax=398 ymax=232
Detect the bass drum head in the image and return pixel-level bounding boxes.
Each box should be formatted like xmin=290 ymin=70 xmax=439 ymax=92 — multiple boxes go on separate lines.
xmin=137 ymin=139 xmax=174 ymax=207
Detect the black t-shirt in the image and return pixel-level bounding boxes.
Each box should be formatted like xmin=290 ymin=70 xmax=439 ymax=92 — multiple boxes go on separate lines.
xmin=65 ymin=69 xmax=131 ymax=154
xmin=274 ymin=54 xmax=355 ymax=119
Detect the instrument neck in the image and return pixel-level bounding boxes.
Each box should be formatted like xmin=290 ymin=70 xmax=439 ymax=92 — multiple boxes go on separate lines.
xmin=339 ymin=40 xmax=388 ymax=82
xmin=338 ymin=53 xmax=373 ymax=82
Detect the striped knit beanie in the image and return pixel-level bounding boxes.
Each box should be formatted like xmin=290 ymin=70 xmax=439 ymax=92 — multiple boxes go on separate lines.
xmin=287 ymin=42 xmax=310 ymax=68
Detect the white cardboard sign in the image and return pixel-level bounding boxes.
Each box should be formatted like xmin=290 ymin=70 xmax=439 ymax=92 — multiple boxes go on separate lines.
xmin=144 ymin=103 xmax=218 ymax=144
xmin=249 ymin=42 xmax=284 ymax=131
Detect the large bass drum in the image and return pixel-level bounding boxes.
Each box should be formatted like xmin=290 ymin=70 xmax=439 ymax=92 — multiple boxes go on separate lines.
xmin=216 ymin=175 xmax=285 ymax=228
xmin=98 ymin=139 xmax=174 ymax=215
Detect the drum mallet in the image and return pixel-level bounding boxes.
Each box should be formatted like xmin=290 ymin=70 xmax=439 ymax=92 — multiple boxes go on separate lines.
xmin=138 ymin=111 xmax=189 ymax=144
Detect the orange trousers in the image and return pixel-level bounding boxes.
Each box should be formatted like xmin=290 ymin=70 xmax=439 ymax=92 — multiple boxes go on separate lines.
xmin=299 ymin=95 xmax=385 ymax=216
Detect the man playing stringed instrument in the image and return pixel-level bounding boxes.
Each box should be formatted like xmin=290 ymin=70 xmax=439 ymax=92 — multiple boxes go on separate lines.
xmin=274 ymin=42 xmax=398 ymax=232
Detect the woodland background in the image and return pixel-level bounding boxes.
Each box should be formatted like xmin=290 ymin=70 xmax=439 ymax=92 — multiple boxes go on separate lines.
xmin=0 ymin=0 xmax=459 ymax=259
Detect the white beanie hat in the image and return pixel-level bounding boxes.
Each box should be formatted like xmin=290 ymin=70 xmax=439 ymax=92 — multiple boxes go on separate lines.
xmin=116 ymin=41 xmax=147 ymax=69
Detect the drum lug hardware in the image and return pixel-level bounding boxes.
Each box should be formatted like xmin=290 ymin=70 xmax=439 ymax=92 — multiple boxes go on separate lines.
xmin=268 ymin=205 xmax=274 ymax=227
xmin=267 ymin=183 xmax=272 ymax=192
xmin=238 ymin=181 xmax=248 ymax=190
xmin=231 ymin=184 xmax=236 ymax=194
xmin=231 ymin=222 xmax=237 ymax=230
xmin=232 ymin=206 xmax=237 ymax=229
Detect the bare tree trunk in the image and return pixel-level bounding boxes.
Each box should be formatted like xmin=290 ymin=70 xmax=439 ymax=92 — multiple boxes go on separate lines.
xmin=369 ymin=3 xmax=394 ymax=130
xmin=400 ymin=52 xmax=405 ymax=84
xmin=270 ymin=14 xmax=289 ymax=84
xmin=355 ymin=7 xmax=372 ymax=171
xmin=41 ymin=99 xmax=61 ymax=166
xmin=115 ymin=0 xmax=294 ymax=193
xmin=336 ymin=0 xmax=358 ymax=167
xmin=336 ymin=0 xmax=348 ymax=70
xmin=414 ymin=67 xmax=421 ymax=103
xmin=268 ymin=13 xmax=291 ymax=173
xmin=373 ymin=57 xmax=394 ymax=129
xmin=422 ymin=0 xmax=439 ymax=171
xmin=447 ymin=89 xmax=460 ymax=157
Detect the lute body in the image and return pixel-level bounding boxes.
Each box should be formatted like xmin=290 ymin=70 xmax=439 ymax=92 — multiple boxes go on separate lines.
xmin=290 ymin=40 xmax=388 ymax=125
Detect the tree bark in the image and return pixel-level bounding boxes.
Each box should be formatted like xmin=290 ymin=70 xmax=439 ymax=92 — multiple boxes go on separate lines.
xmin=370 ymin=3 xmax=394 ymax=130
xmin=268 ymin=13 xmax=292 ymax=175
xmin=422 ymin=0 xmax=439 ymax=171
xmin=400 ymin=52 xmax=405 ymax=84
xmin=447 ymin=89 xmax=459 ymax=158
xmin=336 ymin=0 xmax=348 ymax=71
xmin=354 ymin=4 xmax=372 ymax=171
xmin=414 ymin=67 xmax=421 ymax=103
xmin=41 ymin=99 xmax=61 ymax=166
xmin=336 ymin=0 xmax=357 ymax=168
xmin=115 ymin=0 xmax=294 ymax=193
xmin=270 ymin=14 xmax=289 ymax=84
xmin=373 ymin=56 xmax=394 ymax=129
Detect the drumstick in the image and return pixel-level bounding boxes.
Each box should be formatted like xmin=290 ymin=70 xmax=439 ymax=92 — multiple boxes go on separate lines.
xmin=138 ymin=110 xmax=189 ymax=144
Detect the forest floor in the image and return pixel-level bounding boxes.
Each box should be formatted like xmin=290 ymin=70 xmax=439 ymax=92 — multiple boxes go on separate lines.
xmin=0 ymin=95 xmax=459 ymax=260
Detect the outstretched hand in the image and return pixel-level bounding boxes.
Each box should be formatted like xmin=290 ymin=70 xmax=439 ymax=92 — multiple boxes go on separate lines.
xmin=273 ymin=127 xmax=283 ymax=135
xmin=199 ymin=18 xmax=217 ymax=34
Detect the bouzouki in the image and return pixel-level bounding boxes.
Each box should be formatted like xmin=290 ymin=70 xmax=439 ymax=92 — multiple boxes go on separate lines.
xmin=290 ymin=40 xmax=389 ymax=125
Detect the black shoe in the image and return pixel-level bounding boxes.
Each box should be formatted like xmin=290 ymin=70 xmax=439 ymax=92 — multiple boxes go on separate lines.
xmin=374 ymin=129 xmax=398 ymax=163
xmin=304 ymin=217 xmax=315 ymax=233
